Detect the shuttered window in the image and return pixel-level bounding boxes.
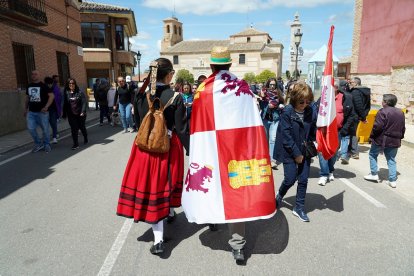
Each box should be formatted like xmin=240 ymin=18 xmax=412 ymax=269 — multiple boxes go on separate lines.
xmin=12 ymin=43 xmax=35 ymax=90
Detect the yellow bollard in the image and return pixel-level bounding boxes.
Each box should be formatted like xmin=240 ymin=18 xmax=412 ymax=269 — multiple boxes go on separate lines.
xmin=356 ymin=109 xmax=378 ymax=143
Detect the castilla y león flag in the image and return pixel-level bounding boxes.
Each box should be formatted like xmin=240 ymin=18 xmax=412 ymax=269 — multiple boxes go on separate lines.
xmin=182 ymin=71 xmax=276 ymax=224
xmin=316 ymin=26 xmax=339 ymax=160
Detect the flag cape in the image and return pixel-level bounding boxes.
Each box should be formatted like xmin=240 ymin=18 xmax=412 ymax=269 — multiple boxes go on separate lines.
xmin=316 ymin=26 xmax=339 ymax=160
xmin=182 ymin=71 xmax=276 ymax=224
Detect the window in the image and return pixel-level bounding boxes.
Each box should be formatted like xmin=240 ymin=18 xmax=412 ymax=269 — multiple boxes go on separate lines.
xmin=174 ymin=25 xmax=177 ymax=34
xmin=239 ymin=54 xmax=246 ymax=64
xmin=179 ymin=27 xmax=182 ymax=36
xmin=173 ymin=55 xmax=179 ymax=65
xmin=56 ymin=52 xmax=70 ymax=84
xmin=12 ymin=43 xmax=35 ymax=90
xmin=116 ymin=25 xmax=126 ymax=50
xmin=167 ymin=25 xmax=170 ymax=33
xmin=247 ymin=37 xmax=251 ymax=43
xmin=81 ymin=23 xmax=106 ymax=48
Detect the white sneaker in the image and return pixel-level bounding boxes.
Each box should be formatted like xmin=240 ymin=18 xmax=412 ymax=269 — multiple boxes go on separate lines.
xmin=52 ymin=138 xmax=58 ymax=144
xmin=387 ymin=181 xmax=397 ymax=188
xmin=318 ymin=176 xmax=328 ymax=186
xmin=364 ymin=174 xmax=379 ymax=182
xmin=329 ymin=173 xmax=335 ymax=181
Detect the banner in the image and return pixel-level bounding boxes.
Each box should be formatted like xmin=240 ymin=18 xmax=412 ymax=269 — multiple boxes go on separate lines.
xmin=182 ymin=71 xmax=276 ymax=224
xmin=316 ymin=25 xmax=339 ymax=160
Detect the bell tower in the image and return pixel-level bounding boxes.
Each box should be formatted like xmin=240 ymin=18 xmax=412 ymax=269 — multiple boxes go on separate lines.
xmin=289 ymin=12 xmax=302 ymax=74
xmin=161 ymin=17 xmax=183 ymax=52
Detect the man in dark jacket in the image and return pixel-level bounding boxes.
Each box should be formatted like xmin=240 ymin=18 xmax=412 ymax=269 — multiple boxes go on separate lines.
xmin=364 ymin=94 xmax=405 ymax=188
xmin=338 ymin=80 xmax=359 ymax=164
xmin=348 ymin=77 xmax=371 ymax=159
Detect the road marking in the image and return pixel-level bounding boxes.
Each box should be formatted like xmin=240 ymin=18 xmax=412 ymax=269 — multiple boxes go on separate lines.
xmin=97 ymin=219 xmax=133 ymax=276
xmin=0 ymin=123 xmax=99 ymax=167
xmin=338 ymin=178 xmax=386 ymax=208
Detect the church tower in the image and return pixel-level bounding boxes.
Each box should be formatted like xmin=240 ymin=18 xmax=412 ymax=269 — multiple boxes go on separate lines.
xmin=161 ymin=17 xmax=183 ymax=52
xmin=289 ymin=12 xmax=303 ymax=74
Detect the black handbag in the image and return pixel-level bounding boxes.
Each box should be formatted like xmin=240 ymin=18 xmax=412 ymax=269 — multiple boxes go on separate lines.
xmin=303 ymin=141 xmax=318 ymax=158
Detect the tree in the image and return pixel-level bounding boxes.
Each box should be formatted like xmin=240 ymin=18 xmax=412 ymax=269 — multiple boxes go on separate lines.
xmin=256 ymin=69 xmax=276 ymax=84
xmin=243 ymin=72 xmax=256 ymax=84
xmin=175 ymin=69 xmax=194 ymax=84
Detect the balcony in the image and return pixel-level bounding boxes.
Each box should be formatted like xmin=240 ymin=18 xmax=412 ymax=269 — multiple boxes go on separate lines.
xmin=0 ymin=0 xmax=48 ymax=26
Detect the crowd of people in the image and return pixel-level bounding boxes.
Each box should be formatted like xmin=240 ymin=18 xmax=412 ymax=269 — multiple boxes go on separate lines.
xmin=24 ymin=47 xmax=406 ymax=265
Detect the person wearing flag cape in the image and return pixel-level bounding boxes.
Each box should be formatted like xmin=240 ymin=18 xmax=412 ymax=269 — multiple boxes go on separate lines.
xmin=182 ymin=46 xmax=277 ymax=264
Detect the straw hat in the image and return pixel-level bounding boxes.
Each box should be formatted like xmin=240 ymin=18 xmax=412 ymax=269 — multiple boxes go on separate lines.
xmin=210 ymin=46 xmax=232 ymax=65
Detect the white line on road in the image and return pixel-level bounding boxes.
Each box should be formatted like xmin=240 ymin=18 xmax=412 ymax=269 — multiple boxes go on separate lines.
xmin=97 ymin=219 xmax=133 ymax=276
xmin=0 ymin=123 xmax=99 ymax=167
xmin=338 ymin=178 xmax=387 ymax=208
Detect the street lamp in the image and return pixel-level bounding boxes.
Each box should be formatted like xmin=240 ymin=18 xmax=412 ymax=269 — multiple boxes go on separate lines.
xmin=294 ymin=29 xmax=303 ymax=80
xmin=137 ymin=51 xmax=142 ymax=82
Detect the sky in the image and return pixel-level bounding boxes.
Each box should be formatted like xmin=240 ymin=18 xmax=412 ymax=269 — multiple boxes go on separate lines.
xmin=86 ymin=0 xmax=355 ymax=74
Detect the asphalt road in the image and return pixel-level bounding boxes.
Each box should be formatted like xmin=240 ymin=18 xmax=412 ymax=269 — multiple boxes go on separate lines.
xmin=1 ymin=122 xmax=413 ymax=275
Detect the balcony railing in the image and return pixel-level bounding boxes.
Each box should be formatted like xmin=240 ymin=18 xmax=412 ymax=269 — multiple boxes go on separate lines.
xmin=0 ymin=0 xmax=48 ymax=26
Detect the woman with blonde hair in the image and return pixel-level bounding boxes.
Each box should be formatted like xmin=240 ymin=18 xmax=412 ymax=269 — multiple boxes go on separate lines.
xmin=273 ymin=81 xmax=316 ymax=222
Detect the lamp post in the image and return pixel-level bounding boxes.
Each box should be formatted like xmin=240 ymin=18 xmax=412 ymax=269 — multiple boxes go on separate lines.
xmin=137 ymin=51 xmax=142 ymax=82
xmin=294 ymin=29 xmax=303 ymax=80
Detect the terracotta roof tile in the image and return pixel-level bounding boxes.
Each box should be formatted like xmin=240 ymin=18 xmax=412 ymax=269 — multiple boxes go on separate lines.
xmin=80 ymin=1 xmax=131 ymax=12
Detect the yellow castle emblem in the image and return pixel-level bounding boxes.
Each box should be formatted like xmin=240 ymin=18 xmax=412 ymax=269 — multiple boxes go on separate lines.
xmin=228 ymin=158 xmax=272 ymax=189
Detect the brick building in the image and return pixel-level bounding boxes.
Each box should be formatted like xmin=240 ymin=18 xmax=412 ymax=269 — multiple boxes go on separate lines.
xmin=351 ymin=0 xmax=414 ymax=123
xmin=0 ymin=0 xmax=87 ymax=136
xmin=79 ymin=2 xmax=138 ymax=87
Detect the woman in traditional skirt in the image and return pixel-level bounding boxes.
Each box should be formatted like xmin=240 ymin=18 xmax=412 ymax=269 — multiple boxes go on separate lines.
xmin=116 ymin=58 xmax=189 ymax=255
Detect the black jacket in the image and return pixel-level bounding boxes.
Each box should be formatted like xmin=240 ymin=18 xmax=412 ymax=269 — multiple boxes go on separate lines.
xmin=370 ymin=106 xmax=405 ymax=148
xmin=62 ymin=89 xmax=87 ymax=117
xmin=135 ymin=85 xmax=189 ymax=152
xmin=351 ymin=86 xmax=371 ymax=121
xmin=273 ymin=104 xmax=316 ymax=163
xmin=339 ymin=91 xmax=359 ymax=136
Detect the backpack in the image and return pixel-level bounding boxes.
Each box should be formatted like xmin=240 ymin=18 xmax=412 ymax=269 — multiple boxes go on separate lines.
xmin=135 ymin=91 xmax=179 ymax=153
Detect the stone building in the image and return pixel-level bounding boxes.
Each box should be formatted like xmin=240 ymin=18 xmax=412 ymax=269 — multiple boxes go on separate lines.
xmin=351 ymin=0 xmax=414 ymax=123
xmin=80 ymin=2 xmax=138 ymax=87
xmin=0 ymin=0 xmax=86 ymax=136
xmin=160 ymin=17 xmax=283 ymax=80
xmin=288 ymin=12 xmax=303 ymax=74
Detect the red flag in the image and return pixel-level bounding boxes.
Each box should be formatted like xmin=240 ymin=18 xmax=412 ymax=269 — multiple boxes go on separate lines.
xmin=316 ymin=26 xmax=339 ymax=160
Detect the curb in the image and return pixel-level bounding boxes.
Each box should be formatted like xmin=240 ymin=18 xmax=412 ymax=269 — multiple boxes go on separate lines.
xmin=0 ymin=115 xmax=99 ymax=155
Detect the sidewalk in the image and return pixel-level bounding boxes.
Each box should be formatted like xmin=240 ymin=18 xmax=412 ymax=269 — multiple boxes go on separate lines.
xmin=402 ymin=123 xmax=414 ymax=148
xmin=0 ymin=109 xmax=100 ymax=154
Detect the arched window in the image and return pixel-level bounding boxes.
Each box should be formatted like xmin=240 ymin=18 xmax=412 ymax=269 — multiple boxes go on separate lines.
xmin=167 ymin=25 xmax=170 ymax=33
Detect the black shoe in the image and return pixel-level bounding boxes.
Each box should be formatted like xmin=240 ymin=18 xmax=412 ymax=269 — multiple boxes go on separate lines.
xmin=166 ymin=212 xmax=176 ymax=224
xmin=71 ymin=145 xmax=79 ymax=150
xmin=150 ymin=241 xmax=164 ymax=255
xmin=209 ymin=224 xmax=218 ymax=231
xmin=84 ymin=138 xmax=88 ymax=145
xmin=232 ymin=249 xmax=245 ymax=264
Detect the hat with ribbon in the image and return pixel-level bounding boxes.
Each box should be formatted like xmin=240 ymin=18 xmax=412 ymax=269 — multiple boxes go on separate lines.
xmin=210 ymin=46 xmax=232 ymax=65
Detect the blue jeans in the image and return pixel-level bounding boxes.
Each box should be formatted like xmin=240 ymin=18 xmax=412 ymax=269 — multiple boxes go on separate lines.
xmin=118 ymin=103 xmax=133 ymax=129
xmin=339 ymin=135 xmax=350 ymax=159
xmin=263 ymin=119 xmax=278 ymax=162
xmin=369 ymin=143 xmax=398 ymax=182
xmin=278 ymin=159 xmax=311 ymax=209
xmin=349 ymin=135 xmax=358 ymax=155
xmin=27 ymin=111 xmax=50 ymax=146
xmin=318 ymin=152 xmax=336 ymax=177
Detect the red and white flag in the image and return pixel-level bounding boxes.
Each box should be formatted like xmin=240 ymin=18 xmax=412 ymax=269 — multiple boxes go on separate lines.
xmin=316 ymin=26 xmax=339 ymax=160
xmin=182 ymin=71 xmax=276 ymax=224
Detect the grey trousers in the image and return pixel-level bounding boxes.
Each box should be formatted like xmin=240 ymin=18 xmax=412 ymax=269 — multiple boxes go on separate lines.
xmin=228 ymin=222 xmax=246 ymax=250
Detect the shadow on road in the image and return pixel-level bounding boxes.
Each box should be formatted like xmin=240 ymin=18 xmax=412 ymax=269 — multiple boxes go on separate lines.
xmin=0 ymin=124 xmax=120 ymax=200
xmin=136 ymin=212 xmax=205 ymax=259
xmin=282 ymin=191 xmax=345 ymax=214
xmin=198 ymin=210 xmax=289 ymax=264
xmin=309 ymin=165 xmax=357 ymax=179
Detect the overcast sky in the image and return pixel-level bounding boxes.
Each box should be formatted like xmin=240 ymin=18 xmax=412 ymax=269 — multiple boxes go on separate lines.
xmin=88 ymin=0 xmax=355 ymax=73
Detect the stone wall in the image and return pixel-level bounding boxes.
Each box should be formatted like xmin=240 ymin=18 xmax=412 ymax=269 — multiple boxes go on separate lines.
xmin=353 ymin=66 xmax=414 ymax=124
xmin=0 ymin=92 xmax=27 ymax=136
